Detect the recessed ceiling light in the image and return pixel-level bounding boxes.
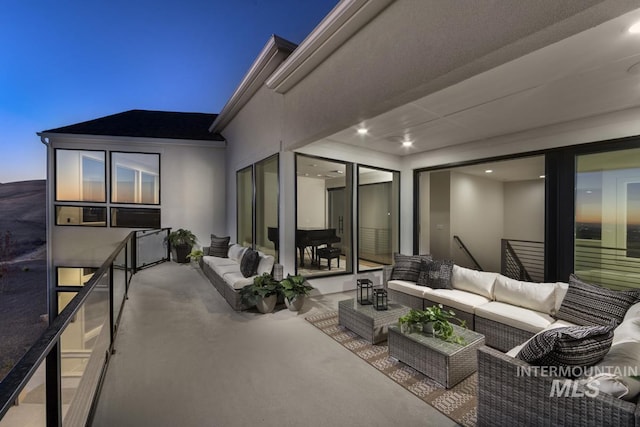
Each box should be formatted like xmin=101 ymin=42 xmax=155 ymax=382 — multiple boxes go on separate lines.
xmin=539 ymin=175 xmax=546 ymax=179
xmin=485 ymin=169 xmax=493 ymax=174
xmin=334 ymin=170 xmax=344 ymax=174
xmin=317 ymin=174 xmax=322 ymax=177
xmin=629 ymin=22 xmax=640 ymax=34
xmin=357 ymin=128 xmax=368 ymax=135
xmin=402 ymin=140 xmax=413 ymax=147
xmin=586 ymin=190 xmax=593 ymax=194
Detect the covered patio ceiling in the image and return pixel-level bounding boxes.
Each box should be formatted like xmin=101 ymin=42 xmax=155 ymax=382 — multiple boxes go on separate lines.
xmin=313 ymin=5 xmax=640 ymax=157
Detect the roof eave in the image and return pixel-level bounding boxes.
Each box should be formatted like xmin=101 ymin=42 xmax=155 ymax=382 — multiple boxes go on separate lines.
xmin=209 ymin=35 xmax=297 ymax=133
xmin=264 ymin=0 xmax=394 ymax=94
xmin=38 ymin=132 xmax=226 ymax=148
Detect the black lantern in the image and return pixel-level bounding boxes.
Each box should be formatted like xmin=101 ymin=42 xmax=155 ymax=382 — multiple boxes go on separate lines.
xmin=357 ymin=279 xmax=373 ymax=305
xmin=372 ymin=288 xmax=388 ymax=311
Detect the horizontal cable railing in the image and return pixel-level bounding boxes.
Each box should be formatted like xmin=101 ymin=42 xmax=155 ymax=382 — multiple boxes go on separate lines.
xmin=0 ymin=228 xmax=169 ymax=426
xmin=501 ymin=239 xmax=544 ymax=282
xmin=575 ymin=242 xmax=640 ymax=290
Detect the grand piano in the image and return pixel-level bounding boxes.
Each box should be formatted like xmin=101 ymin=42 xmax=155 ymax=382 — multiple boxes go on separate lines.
xmin=267 ymin=227 xmax=341 ymax=267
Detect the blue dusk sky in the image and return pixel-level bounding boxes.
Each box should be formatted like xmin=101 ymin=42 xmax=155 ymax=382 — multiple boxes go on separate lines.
xmin=0 ymin=0 xmax=338 ymax=183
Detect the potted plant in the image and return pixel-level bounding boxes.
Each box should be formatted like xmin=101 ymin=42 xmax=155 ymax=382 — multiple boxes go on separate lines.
xmin=165 ymin=228 xmax=197 ymax=263
xmin=239 ymin=273 xmax=281 ymax=313
xmin=280 ymin=274 xmax=313 ymax=311
xmin=398 ymin=304 xmax=467 ymax=344
xmin=186 ymin=248 xmax=204 ymax=264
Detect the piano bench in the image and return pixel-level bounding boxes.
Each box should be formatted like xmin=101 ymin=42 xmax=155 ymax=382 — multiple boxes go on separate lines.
xmin=316 ymin=247 xmax=341 ymax=270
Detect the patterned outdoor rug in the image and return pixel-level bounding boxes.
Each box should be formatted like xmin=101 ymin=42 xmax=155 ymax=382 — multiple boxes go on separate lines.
xmin=306 ymin=311 xmax=477 ymax=427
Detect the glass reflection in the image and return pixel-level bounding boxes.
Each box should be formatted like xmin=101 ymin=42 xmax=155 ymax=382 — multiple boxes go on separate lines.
xmin=358 ymin=166 xmax=399 ymax=271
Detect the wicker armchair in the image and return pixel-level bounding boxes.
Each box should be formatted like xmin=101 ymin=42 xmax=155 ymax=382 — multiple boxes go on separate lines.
xmin=477 ymin=346 xmax=640 ymax=426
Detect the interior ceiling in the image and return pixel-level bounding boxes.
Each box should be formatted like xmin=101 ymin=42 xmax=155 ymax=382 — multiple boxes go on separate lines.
xmin=318 ymin=7 xmax=640 ymax=157
xmin=441 ymin=156 xmax=545 ymax=182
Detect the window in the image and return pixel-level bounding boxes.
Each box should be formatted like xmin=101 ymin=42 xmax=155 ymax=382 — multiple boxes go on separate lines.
xmin=357 ymin=166 xmax=399 ymax=271
xmin=55 ymin=206 xmax=107 ymax=226
xmin=111 ymin=152 xmax=160 ymax=204
xmin=237 ymin=166 xmax=253 ymax=247
xmin=296 ymin=154 xmax=353 ymax=277
xmin=235 ymin=155 xmax=280 ymax=260
xmin=56 ymin=149 xmax=105 ymax=202
xmin=111 ymin=207 xmax=160 ymax=228
xmin=255 ymin=155 xmax=279 ymax=258
xmin=54 ymin=149 xmax=161 ymax=228
xmin=574 ymin=147 xmax=640 ymax=289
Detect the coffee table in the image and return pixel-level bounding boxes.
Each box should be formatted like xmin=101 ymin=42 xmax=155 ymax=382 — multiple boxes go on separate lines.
xmin=338 ymin=298 xmax=410 ymax=344
xmin=388 ymin=324 xmax=485 ymax=388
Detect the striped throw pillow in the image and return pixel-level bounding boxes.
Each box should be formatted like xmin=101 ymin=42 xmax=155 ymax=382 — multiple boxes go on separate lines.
xmin=555 ymin=275 xmax=640 ymax=327
xmin=517 ymin=325 xmax=614 ymax=371
xmin=390 ymin=253 xmax=431 ymax=282
xmin=210 ymin=235 xmax=230 ymax=258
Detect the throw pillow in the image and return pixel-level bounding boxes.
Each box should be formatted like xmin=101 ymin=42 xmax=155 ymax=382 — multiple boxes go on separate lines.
xmin=516 ymin=325 xmax=614 ymax=371
xmin=210 ymin=235 xmax=230 ymax=258
xmin=555 ymin=274 xmax=640 ymax=327
xmin=417 ymin=259 xmax=453 ymax=289
xmin=390 ymin=253 xmax=432 ymax=282
xmin=240 ymin=249 xmax=260 ymax=278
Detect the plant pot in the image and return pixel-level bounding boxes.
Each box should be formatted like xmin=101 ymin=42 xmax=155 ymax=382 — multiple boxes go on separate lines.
xmin=422 ymin=321 xmax=435 ymax=336
xmin=172 ymin=244 xmax=192 ymax=263
xmin=255 ymin=294 xmax=277 ymax=313
xmin=284 ymin=295 xmax=305 ymax=312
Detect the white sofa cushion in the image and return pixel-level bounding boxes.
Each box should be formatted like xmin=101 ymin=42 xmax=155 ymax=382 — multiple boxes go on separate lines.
xmin=213 ymin=263 xmax=241 ymax=277
xmin=475 ymin=301 xmax=554 ymax=333
xmin=555 ymin=282 xmax=569 ymax=314
xmin=623 ymin=301 xmax=640 ymax=322
xmin=451 ymin=265 xmax=497 ymax=299
xmin=587 ymin=340 xmax=640 ymax=401
xmin=612 ymin=317 xmax=640 ymax=345
xmin=493 ymin=275 xmax=557 ymax=315
xmin=388 ymin=280 xmax=430 ymax=299
xmin=228 ymin=244 xmax=247 ymax=262
xmin=256 ymin=253 xmax=275 ymax=275
xmin=223 ymin=271 xmax=255 ymax=290
xmin=203 ymin=256 xmax=236 ymax=269
xmin=423 ymin=289 xmax=490 ymax=313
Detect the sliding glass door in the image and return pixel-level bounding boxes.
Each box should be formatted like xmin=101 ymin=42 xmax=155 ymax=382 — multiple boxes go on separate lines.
xmin=574 ymin=147 xmax=640 ymax=290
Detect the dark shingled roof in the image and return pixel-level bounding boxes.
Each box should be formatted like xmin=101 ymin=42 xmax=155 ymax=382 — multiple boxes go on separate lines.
xmin=42 ymin=110 xmax=224 ymax=141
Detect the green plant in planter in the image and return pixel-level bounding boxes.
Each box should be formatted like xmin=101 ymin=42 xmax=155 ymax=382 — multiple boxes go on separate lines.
xmin=165 ymin=229 xmax=197 ymax=263
xmin=186 ymin=249 xmax=204 ymax=262
xmin=398 ymin=304 xmax=467 ymax=345
xmin=239 ymin=273 xmax=281 ymax=306
xmin=280 ymin=274 xmax=313 ymax=302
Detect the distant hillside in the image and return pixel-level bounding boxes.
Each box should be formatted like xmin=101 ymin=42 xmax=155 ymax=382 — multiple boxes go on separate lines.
xmin=0 ymin=180 xmax=46 ymax=259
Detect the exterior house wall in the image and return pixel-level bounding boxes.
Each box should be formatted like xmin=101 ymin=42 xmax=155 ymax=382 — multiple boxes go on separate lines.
xmin=47 ymin=136 xmax=225 ymax=277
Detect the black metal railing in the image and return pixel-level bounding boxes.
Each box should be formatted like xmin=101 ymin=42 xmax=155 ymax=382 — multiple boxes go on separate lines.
xmin=575 ymin=242 xmax=640 ymax=290
xmin=0 ymin=228 xmax=169 ymax=426
xmin=453 ymin=235 xmax=483 ymax=271
xmin=501 ymin=239 xmax=544 ymax=282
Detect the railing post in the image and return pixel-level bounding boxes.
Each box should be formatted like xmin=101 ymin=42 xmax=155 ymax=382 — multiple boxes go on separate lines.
xmin=45 ymin=342 xmax=61 ymax=426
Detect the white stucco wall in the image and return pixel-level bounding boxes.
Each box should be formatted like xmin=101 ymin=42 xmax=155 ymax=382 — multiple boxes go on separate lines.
xmin=48 ymin=136 xmax=225 ymax=272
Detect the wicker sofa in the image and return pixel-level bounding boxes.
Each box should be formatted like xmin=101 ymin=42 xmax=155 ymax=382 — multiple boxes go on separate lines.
xmin=199 ymin=243 xmax=274 ymax=311
xmin=383 ymin=259 xmax=640 ymax=426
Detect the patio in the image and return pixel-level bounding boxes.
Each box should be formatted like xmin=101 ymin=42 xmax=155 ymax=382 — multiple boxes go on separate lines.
xmin=91 ymin=261 xmax=455 ymax=426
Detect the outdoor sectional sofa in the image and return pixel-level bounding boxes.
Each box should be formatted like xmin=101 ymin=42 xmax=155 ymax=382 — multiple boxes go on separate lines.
xmin=383 ymin=255 xmax=640 ymax=426
xmin=199 ymin=243 xmax=274 ymax=311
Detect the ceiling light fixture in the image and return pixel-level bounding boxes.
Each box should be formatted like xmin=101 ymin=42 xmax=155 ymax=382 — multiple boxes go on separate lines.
xmin=402 ymin=140 xmax=413 ymax=147
xmin=485 ymin=169 xmax=493 ymax=174
xmin=334 ymin=170 xmax=344 ymax=174
xmin=539 ymin=175 xmax=546 ymax=179
xmin=357 ymin=128 xmax=368 ymax=135
xmin=629 ymin=22 xmax=640 ymax=34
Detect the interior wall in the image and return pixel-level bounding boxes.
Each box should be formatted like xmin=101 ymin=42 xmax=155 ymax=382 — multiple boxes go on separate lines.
xmin=296 ymin=176 xmax=326 ymax=228
xmin=450 ymin=172 xmax=504 ymax=272
xmin=503 ymin=179 xmax=545 ymax=242
xmin=429 ymin=171 xmax=451 ymax=260
xmin=419 ymin=171 xmax=430 ymax=254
